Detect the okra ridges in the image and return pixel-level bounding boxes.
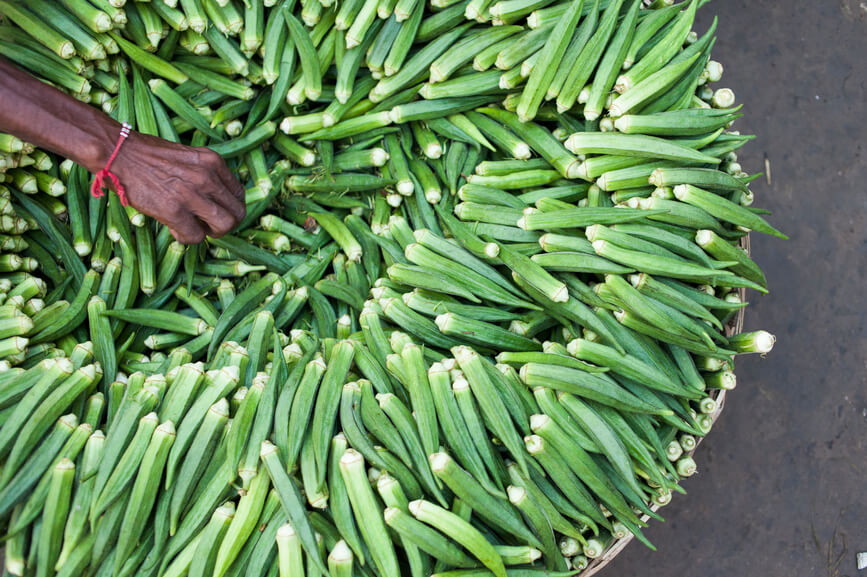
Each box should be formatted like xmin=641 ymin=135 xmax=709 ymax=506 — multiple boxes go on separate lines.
xmin=0 ymin=0 xmax=781 ymax=574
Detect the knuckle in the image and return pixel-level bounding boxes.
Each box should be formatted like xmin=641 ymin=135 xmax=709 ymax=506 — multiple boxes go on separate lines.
xmin=211 ymin=217 xmax=234 ymax=237
xmin=202 ymin=149 xmax=224 ymax=168
xmin=171 ymin=221 xmax=204 ymax=245
xmin=182 ymin=149 xmax=203 ymax=165
xmin=163 ymin=176 xmax=186 ymax=193
xmin=192 ymin=172 xmax=210 ymax=185
xmin=172 ymin=231 xmax=192 ymax=245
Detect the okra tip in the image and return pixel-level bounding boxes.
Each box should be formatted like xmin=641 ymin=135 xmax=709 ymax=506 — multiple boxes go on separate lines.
xmin=451 ymin=345 xmax=476 ymax=364
xmin=407 ymin=499 xmax=424 ymax=517
xmin=79 ymin=363 xmax=98 ymax=380
xmin=322 ymin=112 xmax=338 ymax=127
xmin=383 ymin=506 xmax=400 ymax=523
xmin=713 ymin=371 xmax=737 ymax=390
xmin=694 ymin=229 xmax=716 ymax=246
xmin=737 ymin=330 xmax=775 ymax=354
xmin=276 ymin=522 xmax=296 ymax=538
xmin=523 ymin=434 xmax=543 ymax=453
xmin=551 ymin=284 xmax=569 ymax=303
xmin=676 ymin=456 xmax=697 ymax=477
xmin=671 ymin=184 xmax=691 ymax=200
xmin=614 ymin=74 xmax=633 ymax=95
xmin=712 ymin=88 xmax=735 ymax=109
xmin=220 ymin=364 xmax=241 ymax=381
xmin=583 ymin=538 xmax=605 ymax=559
xmin=55 ymin=457 xmax=76 ymax=471
xmin=210 ymin=397 xmax=230 ymax=417
xmin=584 ymin=224 xmax=602 ymax=241
xmin=156 ymin=421 xmax=177 ymax=436
xmin=591 ymin=239 xmax=608 ymax=253
xmin=428 ymin=361 xmax=448 ymax=375
xmin=611 ymin=113 xmax=632 ymax=130
xmin=451 ymin=375 xmax=469 ymax=392
xmin=428 ymin=451 xmax=452 ymax=472
xmin=260 ymin=439 xmax=278 ymax=458
xmin=434 ymin=313 xmax=453 ymax=330
xmin=329 ymin=540 xmax=353 ymax=563
xmin=58 ymin=413 xmax=80 ymax=430
xmin=340 ymin=447 xmax=364 ymax=466
xmin=529 ymin=413 xmax=550 ymax=432
xmin=53 ymin=356 xmax=74 ymax=374
xmin=506 ymin=485 xmax=525 ymax=504
xmin=371 ymin=148 xmax=390 ymax=166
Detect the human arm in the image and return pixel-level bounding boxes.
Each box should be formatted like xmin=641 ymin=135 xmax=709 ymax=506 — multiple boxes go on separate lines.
xmin=0 ymin=57 xmax=245 ymax=244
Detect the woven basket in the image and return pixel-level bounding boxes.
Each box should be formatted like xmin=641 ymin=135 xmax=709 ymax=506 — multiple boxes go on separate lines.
xmin=581 ymin=235 xmax=750 ymax=576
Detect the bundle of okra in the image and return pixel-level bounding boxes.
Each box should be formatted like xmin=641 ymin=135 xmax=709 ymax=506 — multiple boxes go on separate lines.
xmin=0 ymin=0 xmax=782 ymax=575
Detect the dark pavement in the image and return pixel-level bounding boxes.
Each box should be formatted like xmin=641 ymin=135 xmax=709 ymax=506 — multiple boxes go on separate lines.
xmin=606 ymin=2 xmax=867 ymax=576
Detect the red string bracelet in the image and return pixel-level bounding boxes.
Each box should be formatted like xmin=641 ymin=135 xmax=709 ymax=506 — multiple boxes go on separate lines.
xmin=90 ymin=121 xmax=132 ymax=206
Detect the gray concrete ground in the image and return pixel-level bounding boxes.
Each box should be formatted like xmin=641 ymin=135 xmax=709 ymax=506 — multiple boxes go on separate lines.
xmin=606 ymin=2 xmax=867 ymax=576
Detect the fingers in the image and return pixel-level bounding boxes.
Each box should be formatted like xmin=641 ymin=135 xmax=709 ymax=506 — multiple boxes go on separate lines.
xmin=167 ymin=213 xmax=207 ymax=245
xmin=221 ymin=165 xmax=246 ymax=203
xmin=206 ymin=183 xmax=246 ymax=226
xmin=204 ymin=149 xmax=246 ymax=204
xmin=118 ymin=141 xmax=246 ymax=241
xmin=198 ymin=150 xmax=247 ymax=226
xmin=186 ymin=191 xmax=238 ymax=238
xmin=217 ymin=158 xmax=246 ymax=203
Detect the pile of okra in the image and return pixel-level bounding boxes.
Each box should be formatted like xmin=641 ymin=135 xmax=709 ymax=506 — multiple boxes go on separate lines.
xmin=0 ymin=0 xmax=782 ymax=575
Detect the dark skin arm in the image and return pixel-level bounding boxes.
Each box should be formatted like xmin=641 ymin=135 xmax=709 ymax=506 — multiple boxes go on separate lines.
xmin=0 ymin=57 xmax=245 ymax=244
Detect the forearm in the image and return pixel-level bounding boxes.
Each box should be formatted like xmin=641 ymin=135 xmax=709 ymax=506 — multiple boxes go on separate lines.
xmin=0 ymin=57 xmax=117 ymax=173
xmin=0 ymin=57 xmax=245 ymax=244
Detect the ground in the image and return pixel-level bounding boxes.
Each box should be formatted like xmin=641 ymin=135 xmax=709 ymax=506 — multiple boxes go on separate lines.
xmin=606 ymin=2 xmax=867 ymax=576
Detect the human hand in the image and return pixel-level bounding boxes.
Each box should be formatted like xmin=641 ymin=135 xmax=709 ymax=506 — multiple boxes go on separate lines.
xmin=0 ymin=57 xmax=245 ymax=244
xmin=110 ymin=132 xmax=246 ymax=244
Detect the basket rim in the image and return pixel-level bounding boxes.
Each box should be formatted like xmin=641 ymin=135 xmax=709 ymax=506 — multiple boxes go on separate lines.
xmin=580 ymin=234 xmax=750 ymax=576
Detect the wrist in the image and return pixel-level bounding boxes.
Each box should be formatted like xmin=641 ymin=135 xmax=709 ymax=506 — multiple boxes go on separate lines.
xmin=79 ymin=117 xmax=125 ymax=174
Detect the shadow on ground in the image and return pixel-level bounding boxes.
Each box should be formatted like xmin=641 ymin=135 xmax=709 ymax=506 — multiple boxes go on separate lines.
xmin=606 ymin=2 xmax=867 ymax=576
